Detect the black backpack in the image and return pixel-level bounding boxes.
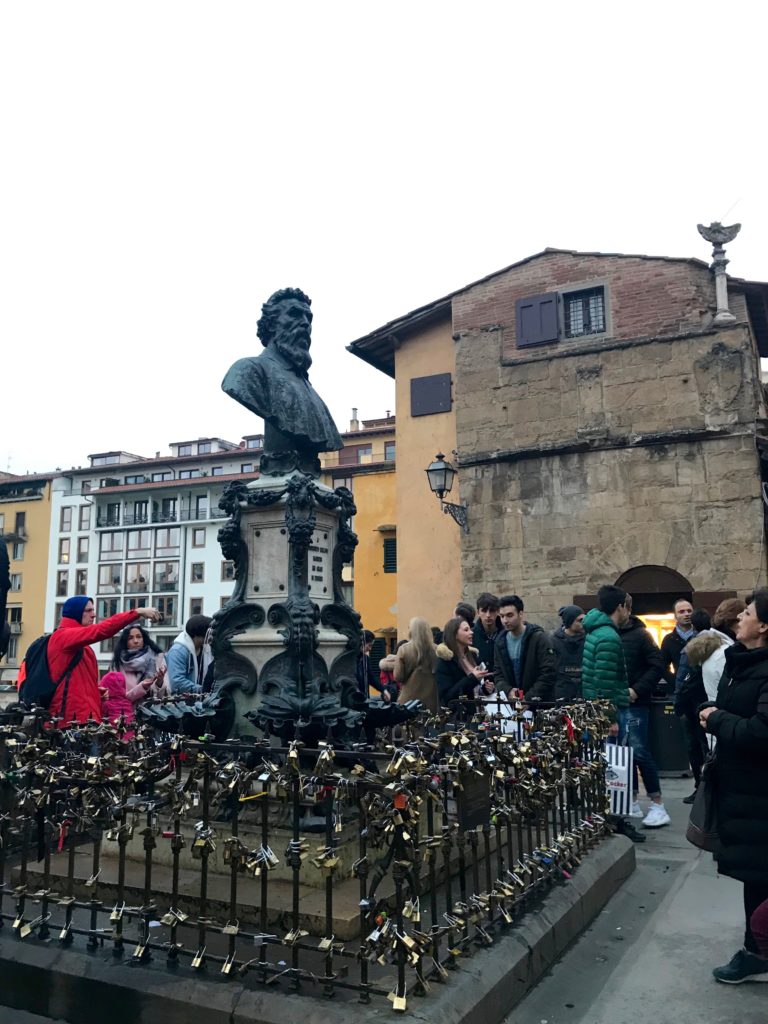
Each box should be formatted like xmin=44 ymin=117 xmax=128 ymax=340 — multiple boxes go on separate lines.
xmin=19 ymin=635 xmax=82 ymax=710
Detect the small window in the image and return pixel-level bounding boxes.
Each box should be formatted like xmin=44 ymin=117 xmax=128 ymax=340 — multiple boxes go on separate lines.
xmin=221 ymin=560 xmax=235 ymax=581
xmin=75 ymin=569 xmax=88 ymax=595
xmin=356 ymin=445 xmax=372 ymax=464
xmin=0 ymin=514 xmax=5 ymax=532
xmin=8 ymin=607 xmax=22 ymax=625
xmin=383 ymin=537 xmax=397 ymax=574
xmin=192 ymin=528 xmax=206 ymax=547
xmin=124 ymin=474 xmax=147 ymax=485
xmin=563 ymin=286 xmax=606 ymax=339
xmin=6 ymin=636 xmax=18 ymax=662
xmin=155 ymin=528 xmax=180 ymax=557
xmin=241 ymin=463 xmax=254 ymax=474
xmin=152 ymin=471 xmax=173 ymax=482
xmin=77 ymin=536 xmax=89 ymax=563
xmin=384 ymin=441 xmax=396 ymax=462
xmin=126 ymin=562 xmax=150 ymax=593
xmin=220 ymin=595 xmax=230 ymax=609
xmin=81 ymin=480 xmax=92 ymax=494
xmin=178 ymin=444 xmax=193 ymax=457
xmin=179 ymin=469 xmax=202 ymax=479
xmin=12 ymin=541 xmax=24 ymax=561
xmin=15 ymin=511 xmax=26 ymax=532
xmin=59 ymin=538 xmax=71 ymax=564
xmin=191 ymin=562 xmax=205 ymax=583
xmin=79 ymin=505 xmax=91 ymax=530
xmin=246 ymin=436 xmax=264 ymax=449
xmin=189 ymin=597 xmax=204 ymax=617
xmin=99 ymin=532 xmax=123 ymax=560
xmin=211 ymin=466 xmax=224 ymax=476
xmin=54 ymin=603 xmax=65 ymax=627
xmin=127 ymin=530 xmax=152 ymax=557
xmin=60 ymin=506 xmax=73 ymax=532
xmin=105 ymin=502 xmax=121 ymax=526
xmin=153 ymin=561 xmax=178 ymax=592
xmin=56 ymin=570 xmax=68 ymax=597
xmin=98 ymin=597 xmax=119 ymax=619
xmin=99 ymin=565 xmax=122 ymax=593
xmin=155 ymin=595 xmax=177 ymax=623
xmin=198 ymin=441 xmax=211 ymax=454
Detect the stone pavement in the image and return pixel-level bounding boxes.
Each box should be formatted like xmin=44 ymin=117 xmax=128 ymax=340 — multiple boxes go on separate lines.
xmin=510 ymin=777 xmax=767 ymax=1024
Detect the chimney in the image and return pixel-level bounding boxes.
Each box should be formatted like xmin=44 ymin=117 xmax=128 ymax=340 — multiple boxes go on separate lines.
xmin=350 ymin=408 xmax=360 ymax=431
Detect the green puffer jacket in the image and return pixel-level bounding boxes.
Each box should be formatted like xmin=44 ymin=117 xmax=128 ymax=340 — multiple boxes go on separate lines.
xmin=581 ymin=608 xmax=629 ymax=714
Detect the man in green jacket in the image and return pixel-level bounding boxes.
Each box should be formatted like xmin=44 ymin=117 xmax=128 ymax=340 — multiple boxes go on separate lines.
xmin=582 ymin=585 xmax=631 ymax=727
xmin=583 ymin=584 xmax=670 ymax=829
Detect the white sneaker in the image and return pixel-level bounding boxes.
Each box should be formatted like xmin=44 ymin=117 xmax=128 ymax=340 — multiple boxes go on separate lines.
xmin=629 ymin=801 xmax=643 ymax=818
xmin=643 ymin=803 xmax=671 ymax=828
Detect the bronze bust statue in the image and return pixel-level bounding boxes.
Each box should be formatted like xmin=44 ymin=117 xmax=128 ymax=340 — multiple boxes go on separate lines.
xmin=222 ymin=288 xmax=343 ymax=474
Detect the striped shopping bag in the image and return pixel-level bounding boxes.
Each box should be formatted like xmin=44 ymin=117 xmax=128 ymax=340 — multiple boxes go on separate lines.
xmin=603 ymin=739 xmax=634 ymax=817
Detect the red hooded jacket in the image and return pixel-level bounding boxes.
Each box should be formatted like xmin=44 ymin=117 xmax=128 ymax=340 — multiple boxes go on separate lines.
xmin=48 ymin=610 xmax=141 ymax=725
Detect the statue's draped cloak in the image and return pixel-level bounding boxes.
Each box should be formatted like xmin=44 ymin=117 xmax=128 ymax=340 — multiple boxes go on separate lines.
xmin=222 ymin=347 xmax=343 ymax=454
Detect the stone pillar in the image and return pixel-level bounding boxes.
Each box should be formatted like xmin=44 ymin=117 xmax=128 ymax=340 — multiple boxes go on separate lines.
xmin=697 ymin=221 xmax=741 ymax=326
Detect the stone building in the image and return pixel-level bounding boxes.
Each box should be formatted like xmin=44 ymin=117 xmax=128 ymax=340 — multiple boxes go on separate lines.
xmin=348 ymin=239 xmax=768 ymax=627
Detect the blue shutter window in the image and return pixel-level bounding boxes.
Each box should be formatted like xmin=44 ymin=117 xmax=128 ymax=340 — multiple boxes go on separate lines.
xmin=515 ymin=292 xmax=559 ymax=348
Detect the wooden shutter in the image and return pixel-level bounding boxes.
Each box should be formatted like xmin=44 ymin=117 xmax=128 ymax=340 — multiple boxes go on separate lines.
xmin=515 ymin=293 xmax=559 ymax=348
xmin=410 ymin=373 xmax=452 ymax=417
xmin=383 ymin=537 xmax=397 ymax=574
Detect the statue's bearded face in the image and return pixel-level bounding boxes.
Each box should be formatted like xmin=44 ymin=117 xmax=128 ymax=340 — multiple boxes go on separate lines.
xmin=272 ymin=298 xmax=313 ymax=374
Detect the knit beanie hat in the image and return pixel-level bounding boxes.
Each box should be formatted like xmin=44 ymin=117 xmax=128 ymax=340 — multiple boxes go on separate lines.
xmin=558 ymin=604 xmax=585 ymax=628
xmin=62 ymin=595 xmax=93 ymax=623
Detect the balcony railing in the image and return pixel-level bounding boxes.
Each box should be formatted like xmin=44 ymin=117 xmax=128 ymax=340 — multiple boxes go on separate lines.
xmin=96 ymin=508 xmax=226 ymax=528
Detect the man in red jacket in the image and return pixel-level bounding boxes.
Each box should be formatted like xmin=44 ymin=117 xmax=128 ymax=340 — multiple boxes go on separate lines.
xmin=47 ymin=595 xmax=161 ymax=726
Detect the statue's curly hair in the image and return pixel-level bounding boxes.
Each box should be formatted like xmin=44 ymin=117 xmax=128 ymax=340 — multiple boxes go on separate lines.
xmin=257 ymin=288 xmax=312 ymax=346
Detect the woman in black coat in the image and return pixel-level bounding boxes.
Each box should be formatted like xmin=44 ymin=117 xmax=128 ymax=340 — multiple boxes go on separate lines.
xmin=700 ymin=588 xmax=768 ymax=984
xmin=435 ymin=616 xmax=493 ymax=708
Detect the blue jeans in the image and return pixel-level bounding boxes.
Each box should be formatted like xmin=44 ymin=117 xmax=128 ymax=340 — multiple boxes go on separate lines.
xmin=618 ymin=705 xmax=661 ymax=799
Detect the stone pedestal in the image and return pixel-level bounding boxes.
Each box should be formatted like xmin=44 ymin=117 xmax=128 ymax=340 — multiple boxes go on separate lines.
xmin=211 ymin=471 xmax=364 ymax=743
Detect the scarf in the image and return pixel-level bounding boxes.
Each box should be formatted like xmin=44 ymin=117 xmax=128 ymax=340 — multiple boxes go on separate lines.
xmin=119 ymin=645 xmax=158 ymax=681
xmin=676 ymin=626 xmax=695 ymax=642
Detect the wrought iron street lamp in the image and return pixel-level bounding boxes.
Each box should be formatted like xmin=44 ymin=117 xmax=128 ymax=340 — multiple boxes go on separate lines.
xmin=425 ymin=453 xmax=469 ymax=532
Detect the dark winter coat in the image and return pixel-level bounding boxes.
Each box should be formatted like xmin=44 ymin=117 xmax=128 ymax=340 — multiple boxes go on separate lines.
xmin=705 ymin=643 xmax=768 ymax=885
xmin=660 ymin=628 xmax=691 ymax=688
xmin=494 ymin=624 xmax=555 ymax=701
xmin=472 ymin=619 xmax=501 ymax=672
xmin=434 ymin=643 xmax=479 ymax=705
xmin=551 ymin=626 xmax=584 ymax=701
xmin=619 ymin=616 xmax=664 ymax=705
xmin=48 ymin=611 xmax=140 ymax=725
xmin=581 ymin=609 xmax=628 ymax=715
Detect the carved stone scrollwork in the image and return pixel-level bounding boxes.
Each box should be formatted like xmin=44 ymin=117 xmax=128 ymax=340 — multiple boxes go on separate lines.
xmin=209 ymin=602 xmax=266 ymax=697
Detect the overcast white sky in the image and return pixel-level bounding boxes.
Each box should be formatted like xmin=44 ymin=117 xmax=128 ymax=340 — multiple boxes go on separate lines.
xmin=1 ymin=1 xmax=765 ymax=475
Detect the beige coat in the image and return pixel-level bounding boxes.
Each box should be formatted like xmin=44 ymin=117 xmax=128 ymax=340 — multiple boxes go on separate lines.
xmin=394 ymin=641 xmax=438 ymax=712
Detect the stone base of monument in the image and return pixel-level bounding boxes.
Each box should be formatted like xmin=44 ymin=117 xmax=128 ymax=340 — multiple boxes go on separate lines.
xmin=5 ymin=837 xmax=635 ymax=1024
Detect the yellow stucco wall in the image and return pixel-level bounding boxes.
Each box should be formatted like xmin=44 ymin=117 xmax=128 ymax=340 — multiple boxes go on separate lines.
xmin=394 ymin=319 xmax=461 ymax=636
xmin=1 ymin=485 xmax=53 ymax=678
xmin=349 ymin=468 xmax=397 ymax=638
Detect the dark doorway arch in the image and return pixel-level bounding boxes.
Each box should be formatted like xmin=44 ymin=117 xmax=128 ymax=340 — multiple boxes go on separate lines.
xmin=613 ymin=565 xmax=692 ymax=615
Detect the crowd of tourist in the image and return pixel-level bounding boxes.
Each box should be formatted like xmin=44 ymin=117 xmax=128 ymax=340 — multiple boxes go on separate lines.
xmin=356 ymin=584 xmax=768 ymax=986
xmin=14 ymin=580 xmax=768 ymax=985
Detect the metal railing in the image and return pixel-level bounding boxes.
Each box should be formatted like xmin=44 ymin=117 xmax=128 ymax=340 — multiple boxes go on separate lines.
xmin=96 ymin=509 xmax=227 ymax=529
xmin=0 ymin=700 xmax=611 ymax=1013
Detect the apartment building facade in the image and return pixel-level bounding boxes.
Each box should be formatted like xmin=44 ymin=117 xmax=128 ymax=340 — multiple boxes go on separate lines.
xmin=0 ymin=473 xmax=56 ymax=679
xmin=320 ymin=411 xmax=397 ymax=654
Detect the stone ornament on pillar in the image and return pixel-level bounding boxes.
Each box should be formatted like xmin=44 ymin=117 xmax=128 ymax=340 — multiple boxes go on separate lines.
xmin=697 ymin=221 xmax=741 ymax=326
